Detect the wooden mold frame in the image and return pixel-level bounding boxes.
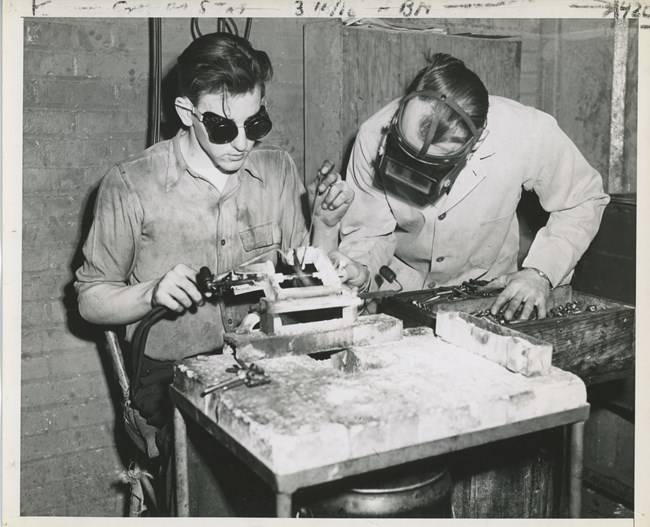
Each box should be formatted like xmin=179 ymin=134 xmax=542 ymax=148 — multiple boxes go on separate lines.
xmin=258 ymin=246 xmax=362 ymax=335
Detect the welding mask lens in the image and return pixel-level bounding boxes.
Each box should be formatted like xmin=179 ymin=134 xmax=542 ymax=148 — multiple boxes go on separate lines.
xmin=379 ymin=128 xmax=466 ymax=202
xmin=201 ymin=105 xmax=272 ymax=144
xmin=382 ymin=157 xmax=436 ymax=195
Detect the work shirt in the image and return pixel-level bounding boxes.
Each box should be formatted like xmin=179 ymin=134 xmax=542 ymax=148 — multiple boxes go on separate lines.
xmin=339 ymin=95 xmax=610 ymax=291
xmin=75 ymin=130 xmax=308 ymax=361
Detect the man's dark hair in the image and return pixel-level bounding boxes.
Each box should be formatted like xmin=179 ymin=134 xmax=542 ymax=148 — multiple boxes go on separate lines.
xmin=177 ymin=33 xmax=273 ymax=105
xmin=406 ymin=53 xmax=488 ymax=144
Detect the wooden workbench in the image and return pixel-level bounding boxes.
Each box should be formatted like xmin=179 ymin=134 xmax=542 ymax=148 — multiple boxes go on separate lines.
xmin=171 ymin=327 xmax=589 ymax=517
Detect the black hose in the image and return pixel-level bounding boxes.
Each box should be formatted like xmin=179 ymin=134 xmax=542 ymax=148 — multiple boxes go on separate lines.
xmin=244 ymin=18 xmax=252 ymax=40
xmin=227 ymin=18 xmax=239 ymax=36
xmin=129 ymin=306 xmax=171 ymax=398
xmin=191 ymin=18 xmax=203 ymax=40
xmin=147 ymin=18 xmax=162 ymax=147
xmin=221 ymin=18 xmax=232 ymax=34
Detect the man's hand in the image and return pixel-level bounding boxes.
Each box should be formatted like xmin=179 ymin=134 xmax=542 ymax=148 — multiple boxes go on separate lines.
xmin=149 ymin=263 xmax=204 ymax=313
xmin=309 ymin=168 xmax=354 ymax=228
xmin=328 ymin=250 xmax=370 ymax=289
xmin=479 ymin=268 xmax=551 ymax=321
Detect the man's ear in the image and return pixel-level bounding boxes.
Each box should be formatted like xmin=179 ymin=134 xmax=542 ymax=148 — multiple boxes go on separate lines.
xmin=175 ymin=97 xmax=194 ymax=127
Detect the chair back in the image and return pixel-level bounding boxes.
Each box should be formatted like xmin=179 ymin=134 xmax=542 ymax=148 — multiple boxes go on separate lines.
xmin=104 ymin=330 xmax=160 ymax=458
xmin=105 ymin=330 xmax=131 ymax=401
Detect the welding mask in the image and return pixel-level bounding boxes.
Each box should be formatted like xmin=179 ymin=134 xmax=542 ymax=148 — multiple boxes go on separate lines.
xmin=378 ymin=90 xmax=484 ymax=204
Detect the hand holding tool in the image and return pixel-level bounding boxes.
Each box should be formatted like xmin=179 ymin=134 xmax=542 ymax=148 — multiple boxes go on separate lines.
xmin=300 ymin=159 xmax=338 ymax=263
xmin=197 ymin=267 xmax=261 ymax=298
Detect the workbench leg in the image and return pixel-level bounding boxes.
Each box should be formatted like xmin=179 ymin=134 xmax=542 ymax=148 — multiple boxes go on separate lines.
xmin=276 ymin=492 xmax=292 ymax=518
xmin=173 ymin=405 xmax=190 ymax=517
xmin=569 ymin=421 xmax=585 ymax=518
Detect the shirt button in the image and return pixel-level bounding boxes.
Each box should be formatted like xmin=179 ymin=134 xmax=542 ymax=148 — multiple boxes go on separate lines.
xmin=438 ymin=213 xmax=446 ymax=220
xmin=436 ymin=256 xmax=445 ymax=263
xmin=428 ymin=282 xmax=436 ymax=289
xmin=221 ymin=239 xmax=226 ymax=246
xmin=227 ymin=318 xmax=233 ymax=325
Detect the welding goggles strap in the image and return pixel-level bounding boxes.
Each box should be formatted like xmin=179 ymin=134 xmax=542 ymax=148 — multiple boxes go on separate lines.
xmin=377 ymin=91 xmax=484 ymax=203
xmin=394 ymin=90 xmax=481 ymax=161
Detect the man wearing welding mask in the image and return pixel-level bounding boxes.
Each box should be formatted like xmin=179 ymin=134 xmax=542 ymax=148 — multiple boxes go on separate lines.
xmin=337 ymin=53 xmax=609 ymax=321
xmin=75 ymin=33 xmax=353 ymax=470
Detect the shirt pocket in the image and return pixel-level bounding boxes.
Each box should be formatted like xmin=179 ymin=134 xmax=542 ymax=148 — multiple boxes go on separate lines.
xmin=469 ymin=212 xmax=515 ymax=269
xmin=239 ymin=221 xmax=282 ymax=252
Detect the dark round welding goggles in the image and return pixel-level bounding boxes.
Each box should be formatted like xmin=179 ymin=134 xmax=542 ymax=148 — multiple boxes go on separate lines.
xmin=378 ymin=91 xmax=484 ymax=204
xmin=199 ymin=105 xmax=272 ymax=144
xmin=179 ymin=103 xmax=273 ymax=144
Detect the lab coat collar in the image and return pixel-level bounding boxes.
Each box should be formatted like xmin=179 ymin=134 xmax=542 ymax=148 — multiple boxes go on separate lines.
xmin=438 ymin=133 xmax=495 ymax=213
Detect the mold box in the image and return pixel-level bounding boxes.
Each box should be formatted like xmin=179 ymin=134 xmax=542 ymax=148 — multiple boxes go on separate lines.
xmin=381 ymin=285 xmax=635 ymax=384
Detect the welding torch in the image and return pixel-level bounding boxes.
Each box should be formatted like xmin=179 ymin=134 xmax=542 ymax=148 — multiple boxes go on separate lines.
xmin=196 ymin=267 xmax=260 ymax=297
xmin=128 ymin=266 xmax=262 ymax=396
xmin=355 ymin=265 xmax=404 ymax=300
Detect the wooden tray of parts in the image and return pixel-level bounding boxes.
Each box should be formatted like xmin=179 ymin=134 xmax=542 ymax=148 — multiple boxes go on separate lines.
xmin=380 ymin=285 xmax=634 ymax=384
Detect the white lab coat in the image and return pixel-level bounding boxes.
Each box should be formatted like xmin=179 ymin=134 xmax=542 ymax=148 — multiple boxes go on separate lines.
xmin=340 ymin=96 xmax=610 ymax=291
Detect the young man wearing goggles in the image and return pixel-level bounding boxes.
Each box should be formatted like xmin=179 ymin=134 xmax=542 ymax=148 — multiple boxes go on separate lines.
xmin=75 ymin=33 xmax=353 ymax=471
xmin=339 ymin=53 xmax=609 ymax=322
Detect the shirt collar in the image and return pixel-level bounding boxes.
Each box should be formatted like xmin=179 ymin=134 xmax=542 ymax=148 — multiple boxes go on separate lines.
xmin=165 ymin=130 xmax=265 ymax=192
xmin=166 ymin=130 xmax=188 ymax=192
xmin=239 ymin=150 xmax=265 ymax=185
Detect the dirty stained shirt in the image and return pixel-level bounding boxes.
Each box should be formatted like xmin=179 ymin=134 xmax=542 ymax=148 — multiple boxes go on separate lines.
xmin=75 ymin=131 xmax=308 ymax=361
xmin=339 ymin=95 xmax=610 ymax=292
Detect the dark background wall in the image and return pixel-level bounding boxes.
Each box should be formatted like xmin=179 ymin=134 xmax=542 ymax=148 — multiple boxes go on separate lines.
xmin=21 ymin=17 xmax=636 ymax=516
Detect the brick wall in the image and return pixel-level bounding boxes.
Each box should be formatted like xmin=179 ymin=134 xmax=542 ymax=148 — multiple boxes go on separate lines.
xmin=22 ymin=18 xmax=149 ymax=516
xmin=21 ymin=17 xmax=309 ymax=517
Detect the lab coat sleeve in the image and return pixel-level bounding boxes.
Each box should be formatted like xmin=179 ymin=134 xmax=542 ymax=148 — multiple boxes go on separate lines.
xmin=339 ymin=122 xmax=398 ymax=287
xmin=521 ymin=110 xmax=610 ymax=287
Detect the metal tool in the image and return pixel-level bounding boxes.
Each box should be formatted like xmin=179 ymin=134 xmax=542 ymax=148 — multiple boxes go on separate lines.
xmin=198 ymin=265 xmax=322 ymax=292
xmin=470 ymin=309 xmax=526 ymax=326
xmin=201 ymin=359 xmax=271 ymax=396
xmin=197 ymin=267 xmax=262 ymax=297
xmin=300 ymin=159 xmax=336 ymax=264
xmin=411 ymin=279 xmax=498 ymax=310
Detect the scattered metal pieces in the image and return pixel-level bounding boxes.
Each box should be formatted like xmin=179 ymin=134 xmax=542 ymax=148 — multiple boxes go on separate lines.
xmin=471 ymin=309 xmax=513 ymax=325
xmin=470 ymin=302 xmax=601 ymax=326
xmin=548 ymin=301 xmax=596 ymax=318
xmin=410 ymin=281 xmax=602 ymax=323
xmin=201 ymin=360 xmax=271 ymax=396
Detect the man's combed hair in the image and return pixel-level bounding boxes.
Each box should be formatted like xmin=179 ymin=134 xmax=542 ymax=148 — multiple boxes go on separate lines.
xmin=406 ymin=53 xmax=489 ymax=144
xmin=177 ymin=33 xmax=273 ymax=104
